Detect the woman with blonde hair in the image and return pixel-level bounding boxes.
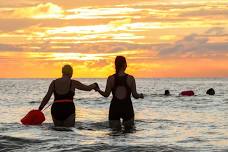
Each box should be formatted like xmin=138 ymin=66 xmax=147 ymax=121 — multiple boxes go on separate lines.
xmin=38 ymin=65 xmax=98 ymax=127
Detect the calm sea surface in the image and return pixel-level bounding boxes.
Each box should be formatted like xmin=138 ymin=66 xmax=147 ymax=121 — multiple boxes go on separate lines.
xmin=0 ymin=78 xmax=228 ymax=152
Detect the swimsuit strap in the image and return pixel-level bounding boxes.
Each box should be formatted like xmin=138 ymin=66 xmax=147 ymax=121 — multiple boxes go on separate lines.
xmin=113 ymin=74 xmax=130 ymax=95
xmin=123 ymin=74 xmax=129 ymax=87
xmin=53 ymin=79 xmax=72 ymax=94
xmin=114 ymin=74 xmax=127 ymax=85
xmin=111 ymin=74 xmax=132 ymax=101
xmin=53 ymin=79 xmax=56 ymax=93
xmin=69 ymin=80 xmax=72 ymax=91
xmin=114 ymin=74 xmax=129 ymax=87
xmin=123 ymin=74 xmax=131 ymax=95
xmin=53 ymin=79 xmax=74 ymax=101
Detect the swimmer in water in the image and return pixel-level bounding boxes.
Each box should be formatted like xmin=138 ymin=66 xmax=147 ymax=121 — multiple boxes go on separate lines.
xmin=164 ymin=90 xmax=170 ymax=96
xmin=95 ymin=56 xmax=144 ymax=130
xmin=38 ymin=65 xmax=98 ymax=127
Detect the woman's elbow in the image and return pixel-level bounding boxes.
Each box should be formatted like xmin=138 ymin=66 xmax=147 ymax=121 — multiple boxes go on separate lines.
xmin=101 ymin=92 xmax=109 ymax=97
xmin=82 ymin=87 xmax=92 ymax=91
xmin=100 ymin=93 xmax=109 ymax=97
xmin=104 ymin=94 xmax=109 ymax=97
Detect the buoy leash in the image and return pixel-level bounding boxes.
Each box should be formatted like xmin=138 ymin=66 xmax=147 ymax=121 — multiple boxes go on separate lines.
xmin=42 ymin=102 xmax=52 ymax=111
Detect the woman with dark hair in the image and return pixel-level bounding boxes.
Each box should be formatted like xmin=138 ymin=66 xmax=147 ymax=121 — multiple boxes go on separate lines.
xmin=38 ymin=64 xmax=98 ymax=127
xmin=96 ymin=56 xmax=144 ymax=130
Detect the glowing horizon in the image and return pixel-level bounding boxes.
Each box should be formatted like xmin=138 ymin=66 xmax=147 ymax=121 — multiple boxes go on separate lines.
xmin=0 ymin=0 xmax=228 ymax=78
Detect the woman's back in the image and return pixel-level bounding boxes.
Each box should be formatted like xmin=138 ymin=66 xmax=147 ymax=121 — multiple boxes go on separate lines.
xmin=111 ymin=74 xmax=131 ymax=101
xmin=38 ymin=64 xmax=98 ymax=127
xmin=96 ymin=56 xmax=144 ymax=130
xmin=54 ymin=78 xmax=74 ymax=94
xmin=53 ymin=78 xmax=75 ymax=101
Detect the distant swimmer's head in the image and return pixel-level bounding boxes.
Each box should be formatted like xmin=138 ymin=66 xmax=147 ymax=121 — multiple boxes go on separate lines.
xmin=164 ymin=90 xmax=170 ymax=96
xmin=115 ymin=56 xmax=127 ymax=74
xmin=62 ymin=64 xmax=73 ymax=77
xmin=206 ymin=88 xmax=215 ymax=95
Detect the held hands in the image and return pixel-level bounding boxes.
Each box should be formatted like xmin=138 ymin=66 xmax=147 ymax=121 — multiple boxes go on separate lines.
xmin=139 ymin=93 xmax=144 ymax=99
xmin=92 ymin=82 xmax=100 ymax=91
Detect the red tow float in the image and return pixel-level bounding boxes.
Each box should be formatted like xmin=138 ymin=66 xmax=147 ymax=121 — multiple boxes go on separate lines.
xmin=180 ymin=90 xmax=195 ymax=96
xmin=21 ymin=109 xmax=45 ymax=125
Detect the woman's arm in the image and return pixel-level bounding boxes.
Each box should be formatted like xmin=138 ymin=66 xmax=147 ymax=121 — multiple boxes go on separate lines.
xmin=129 ymin=76 xmax=144 ymax=99
xmin=73 ymin=80 xmax=97 ymax=91
xmin=38 ymin=81 xmax=54 ymax=110
xmin=97 ymin=76 xmax=113 ymax=97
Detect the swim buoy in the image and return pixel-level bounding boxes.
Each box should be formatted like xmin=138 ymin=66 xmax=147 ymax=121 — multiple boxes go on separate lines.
xmin=21 ymin=109 xmax=45 ymax=125
xmin=180 ymin=90 xmax=194 ymax=96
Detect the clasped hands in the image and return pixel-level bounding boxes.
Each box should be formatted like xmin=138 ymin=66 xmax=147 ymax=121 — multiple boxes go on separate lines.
xmin=91 ymin=83 xmax=100 ymax=91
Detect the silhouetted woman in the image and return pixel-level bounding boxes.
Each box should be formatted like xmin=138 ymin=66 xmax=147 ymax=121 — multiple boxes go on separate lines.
xmin=96 ymin=56 xmax=144 ymax=130
xmin=38 ymin=65 xmax=97 ymax=127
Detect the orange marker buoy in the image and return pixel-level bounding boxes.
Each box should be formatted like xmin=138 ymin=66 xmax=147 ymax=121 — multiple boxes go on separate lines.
xmin=180 ymin=90 xmax=194 ymax=96
xmin=21 ymin=109 xmax=45 ymax=125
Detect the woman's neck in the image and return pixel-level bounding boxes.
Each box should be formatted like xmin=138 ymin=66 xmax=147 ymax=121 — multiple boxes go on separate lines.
xmin=117 ymin=70 xmax=125 ymax=76
xmin=62 ymin=75 xmax=71 ymax=79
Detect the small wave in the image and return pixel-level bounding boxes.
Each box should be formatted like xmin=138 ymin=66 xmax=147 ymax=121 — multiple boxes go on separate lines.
xmin=152 ymin=119 xmax=184 ymax=126
xmin=28 ymin=101 xmax=40 ymax=104
xmin=37 ymin=121 xmax=109 ymax=132
xmin=75 ymin=121 xmax=109 ymax=131
xmin=0 ymin=135 xmax=43 ymax=151
xmin=177 ymin=137 xmax=207 ymax=143
xmin=51 ymin=126 xmax=74 ymax=132
xmin=54 ymin=143 xmax=188 ymax=152
xmin=0 ymin=135 xmax=42 ymax=143
xmin=0 ymin=123 xmax=25 ymax=132
xmin=48 ymin=121 xmax=138 ymax=133
xmin=144 ymin=93 xmax=178 ymax=98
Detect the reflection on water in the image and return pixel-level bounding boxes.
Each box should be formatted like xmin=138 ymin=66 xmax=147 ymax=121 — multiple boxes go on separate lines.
xmin=0 ymin=78 xmax=228 ymax=151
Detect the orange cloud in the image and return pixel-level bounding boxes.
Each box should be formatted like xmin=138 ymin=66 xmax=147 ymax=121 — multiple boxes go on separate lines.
xmin=0 ymin=0 xmax=228 ymax=78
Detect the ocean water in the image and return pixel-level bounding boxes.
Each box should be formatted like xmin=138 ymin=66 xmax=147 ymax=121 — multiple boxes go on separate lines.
xmin=0 ymin=78 xmax=228 ymax=152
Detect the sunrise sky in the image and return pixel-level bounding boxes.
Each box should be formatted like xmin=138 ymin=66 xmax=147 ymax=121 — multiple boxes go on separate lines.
xmin=0 ymin=0 xmax=228 ymax=78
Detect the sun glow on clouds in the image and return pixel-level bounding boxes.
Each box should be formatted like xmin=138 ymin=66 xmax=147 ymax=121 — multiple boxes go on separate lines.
xmin=12 ymin=3 xmax=64 ymax=19
xmin=26 ymin=50 xmax=142 ymax=61
xmin=64 ymin=7 xmax=143 ymax=19
xmin=0 ymin=0 xmax=228 ymax=78
xmin=45 ymin=19 xmax=162 ymax=35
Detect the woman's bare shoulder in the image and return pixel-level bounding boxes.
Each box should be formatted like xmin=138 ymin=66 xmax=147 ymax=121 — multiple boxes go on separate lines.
xmin=108 ymin=74 xmax=115 ymax=80
xmin=127 ymin=74 xmax=134 ymax=80
xmin=71 ymin=79 xmax=80 ymax=85
xmin=54 ymin=78 xmax=62 ymax=82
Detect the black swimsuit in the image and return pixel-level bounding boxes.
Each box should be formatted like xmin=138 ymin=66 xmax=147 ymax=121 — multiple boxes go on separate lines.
xmin=109 ymin=74 xmax=134 ymax=121
xmin=51 ymin=80 xmax=75 ymax=121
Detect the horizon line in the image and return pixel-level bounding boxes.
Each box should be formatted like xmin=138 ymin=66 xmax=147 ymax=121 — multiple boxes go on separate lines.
xmin=1 ymin=77 xmax=228 ymax=79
